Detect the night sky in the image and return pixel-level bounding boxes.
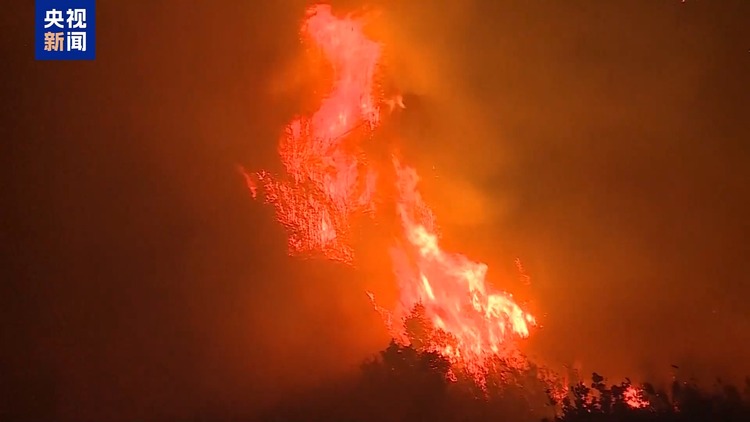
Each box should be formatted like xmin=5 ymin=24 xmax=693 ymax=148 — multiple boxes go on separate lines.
xmin=2 ymin=1 xmax=749 ymax=421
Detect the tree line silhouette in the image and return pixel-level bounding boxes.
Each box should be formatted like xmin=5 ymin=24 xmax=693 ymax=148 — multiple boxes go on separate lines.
xmin=260 ymin=306 xmax=750 ymax=422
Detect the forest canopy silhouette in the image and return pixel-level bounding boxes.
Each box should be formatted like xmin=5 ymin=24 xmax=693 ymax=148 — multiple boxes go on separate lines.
xmin=261 ymin=304 xmax=750 ymax=422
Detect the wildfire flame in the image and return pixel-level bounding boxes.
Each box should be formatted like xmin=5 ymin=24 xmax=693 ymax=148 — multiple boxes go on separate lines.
xmin=243 ymin=3 xmax=538 ymax=387
xmin=624 ymin=385 xmax=649 ymax=409
xmin=239 ymin=4 xmax=655 ymax=410
xmin=384 ymin=160 xmax=536 ymax=375
xmin=244 ymin=5 xmax=382 ymax=263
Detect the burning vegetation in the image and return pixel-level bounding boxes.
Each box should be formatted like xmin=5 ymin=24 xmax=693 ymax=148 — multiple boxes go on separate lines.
xmin=242 ymin=2 xmax=538 ymax=388
xmin=236 ymin=4 xmax=750 ymax=421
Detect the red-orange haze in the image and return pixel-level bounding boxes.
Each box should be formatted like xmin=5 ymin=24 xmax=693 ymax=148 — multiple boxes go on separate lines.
xmin=242 ymin=4 xmax=539 ymax=386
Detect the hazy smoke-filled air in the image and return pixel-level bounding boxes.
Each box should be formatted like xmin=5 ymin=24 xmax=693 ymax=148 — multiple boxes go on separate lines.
xmin=359 ymin=0 xmax=750 ymax=383
xmin=2 ymin=1 xmax=749 ymax=421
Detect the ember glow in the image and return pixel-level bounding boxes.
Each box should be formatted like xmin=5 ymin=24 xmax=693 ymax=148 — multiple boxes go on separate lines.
xmin=624 ymin=385 xmax=649 ymax=409
xmin=243 ymin=4 xmax=535 ymax=382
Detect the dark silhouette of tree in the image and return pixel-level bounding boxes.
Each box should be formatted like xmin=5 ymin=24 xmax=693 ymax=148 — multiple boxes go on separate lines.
xmin=551 ymin=372 xmax=750 ymax=422
xmin=257 ymin=305 xmax=750 ymax=422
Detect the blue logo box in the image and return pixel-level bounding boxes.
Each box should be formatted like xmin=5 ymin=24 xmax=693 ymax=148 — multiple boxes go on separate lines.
xmin=35 ymin=0 xmax=96 ymax=60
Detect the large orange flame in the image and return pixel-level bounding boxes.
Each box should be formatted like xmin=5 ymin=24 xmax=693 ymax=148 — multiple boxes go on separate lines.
xmin=382 ymin=160 xmax=536 ymax=374
xmin=243 ymin=3 xmax=536 ymax=384
xmin=240 ymin=6 xmax=657 ymax=410
xmin=246 ymin=5 xmax=382 ymax=263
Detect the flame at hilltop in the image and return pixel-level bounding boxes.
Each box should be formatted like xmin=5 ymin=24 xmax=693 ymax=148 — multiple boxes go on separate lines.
xmin=242 ymin=2 xmax=535 ymax=378
xmin=238 ymin=4 xmax=655 ymax=409
xmin=384 ymin=160 xmax=536 ymax=374
xmin=241 ymin=3 xmax=537 ymax=380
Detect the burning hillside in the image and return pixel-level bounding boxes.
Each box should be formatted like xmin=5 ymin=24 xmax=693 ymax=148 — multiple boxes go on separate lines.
xmin=240 ymin=3 xmax=537 ymax=384
xmin=238 ymin=4 xmax=652 ymax=409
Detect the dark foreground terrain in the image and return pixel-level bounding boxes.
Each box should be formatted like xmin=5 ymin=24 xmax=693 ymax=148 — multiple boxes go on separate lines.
xmin=259 ymin=339 xmax=750 ymax=422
